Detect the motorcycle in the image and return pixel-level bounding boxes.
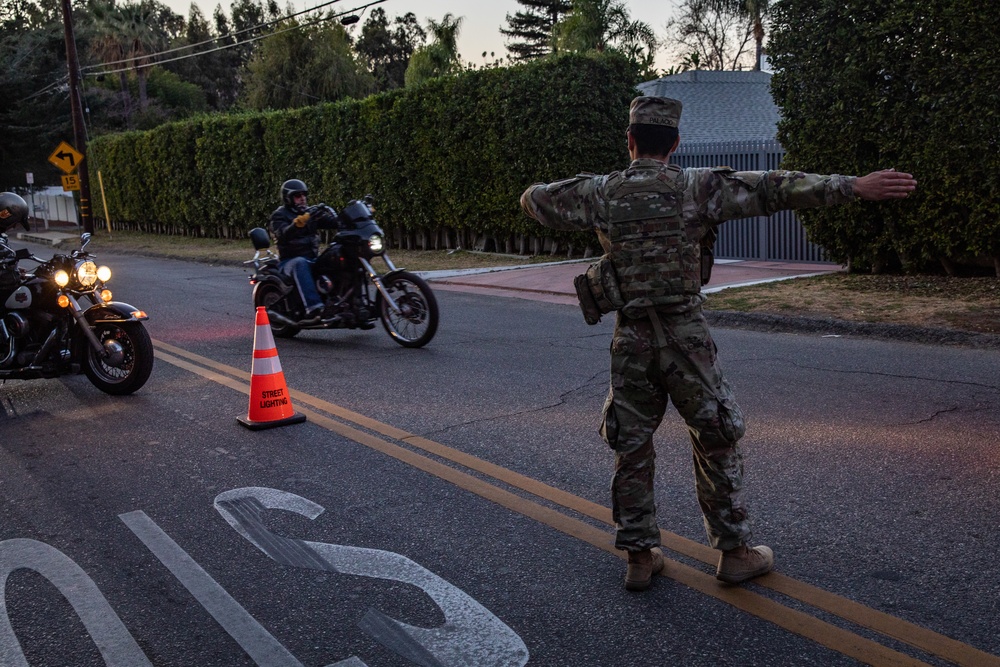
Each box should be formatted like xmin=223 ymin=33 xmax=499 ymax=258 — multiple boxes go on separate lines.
xmin=245 ymin=195 xmax=439 ymax=348
xmin=0 ymin=232 xmax=154 ymax=394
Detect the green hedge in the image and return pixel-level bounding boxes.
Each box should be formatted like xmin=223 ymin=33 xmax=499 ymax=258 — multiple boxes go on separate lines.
xmin=769 ymin=0 xmax=1000 ymax=275
xmin=89 ymin=53 xmax=640 ymax=255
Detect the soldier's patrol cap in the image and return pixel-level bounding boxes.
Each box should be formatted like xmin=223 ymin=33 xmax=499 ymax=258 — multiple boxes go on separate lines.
xmin=629 ymin=96 xmax=682 ymax=128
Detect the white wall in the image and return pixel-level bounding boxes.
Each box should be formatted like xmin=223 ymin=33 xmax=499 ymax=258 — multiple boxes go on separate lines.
xmin=26 ymin=188 xmax=80 ymax=227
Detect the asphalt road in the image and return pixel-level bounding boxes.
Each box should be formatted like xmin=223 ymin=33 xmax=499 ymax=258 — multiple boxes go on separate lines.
xmin=0 ymin=245 xmax=998 ymax=666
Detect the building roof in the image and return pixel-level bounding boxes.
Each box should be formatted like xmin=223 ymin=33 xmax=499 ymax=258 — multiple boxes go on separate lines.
xmin=636 ymin=70 xmax=780 ymax=144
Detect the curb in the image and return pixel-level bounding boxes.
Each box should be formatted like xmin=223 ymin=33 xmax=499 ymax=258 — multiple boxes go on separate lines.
xmin=705 ymin=310 xmax=1000 ymax=350
xmin=16 ymin=231 xmax=79 ymax=247
xmin=415 ymin=257 xmax=590 ymax=280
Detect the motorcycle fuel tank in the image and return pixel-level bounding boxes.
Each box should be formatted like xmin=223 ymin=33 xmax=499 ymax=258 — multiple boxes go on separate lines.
xmin=4 ymin=286 xmax=31 ymax=310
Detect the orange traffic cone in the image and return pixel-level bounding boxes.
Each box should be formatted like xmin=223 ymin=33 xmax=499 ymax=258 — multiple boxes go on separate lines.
xmin=237 ymin=306 xmax=307 ymax=430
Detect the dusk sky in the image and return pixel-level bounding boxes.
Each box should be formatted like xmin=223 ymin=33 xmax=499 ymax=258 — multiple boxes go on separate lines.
xmin=160 ymin=0 xmax=680 ymax=72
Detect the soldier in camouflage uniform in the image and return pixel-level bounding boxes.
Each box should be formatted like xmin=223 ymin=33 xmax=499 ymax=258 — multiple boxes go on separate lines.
xmin=520 ymin=96 xmax=917 ymax=592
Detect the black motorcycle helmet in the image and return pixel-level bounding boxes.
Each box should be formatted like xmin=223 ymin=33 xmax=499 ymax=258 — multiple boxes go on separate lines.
xmin=280 ymin=179 xmax=308 ymax=212
xmin=0 ymin=192 xmax=29 ymax=233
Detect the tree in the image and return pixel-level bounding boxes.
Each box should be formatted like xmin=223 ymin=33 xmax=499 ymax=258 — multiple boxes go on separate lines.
xmin=1 ymin=0 xmax=52 ymax=31
xmin=0 ymin=1 xmax=71 ymax=188
xmin=500 ymin=0 xmax=571 ymax=61
xmin=87 ymin=0 xmax=183 ymax=112
xmin=162 ymin=3 xmax=239 ymax=111
xmin=229 ymin=0 xmax=281 ymax=65
xmin=240 ymin=17 xmax=374 ymax=110
xmin=89 ymin=0 xmax=133 ymax=110
xmin=210 ymin=5 xmax=243 ymax=108
xmin=553 ymin=0 xmax=657 ymax=78
xmin=662 ymin=0 xmax=754 ymax=71
xmin=404 ymin=13 xmax=463 ymax=87
xmin=713 ymin=0 xmax=769 ymax=70
xmin=355 ymin=8 xmax=426 ymax=92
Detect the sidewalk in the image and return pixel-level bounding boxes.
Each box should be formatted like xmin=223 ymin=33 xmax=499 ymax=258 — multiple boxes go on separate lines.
xmin=422 ymin=259 xmax=841 ymax=306
xmin=16 ymin=229 xmax=80 ymax=248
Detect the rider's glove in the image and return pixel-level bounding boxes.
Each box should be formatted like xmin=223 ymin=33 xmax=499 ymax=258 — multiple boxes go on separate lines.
xmin=293 ymin=213 xmax=311 ymax=228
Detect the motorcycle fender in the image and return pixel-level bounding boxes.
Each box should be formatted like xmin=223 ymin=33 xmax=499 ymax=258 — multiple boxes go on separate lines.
xmin=379 ymin=268 xmax=408 ymax=281
xmin=84 ymin=301 xmax=148 ymax=323
xmin=251 ymin=276 xmax=292 ymax=301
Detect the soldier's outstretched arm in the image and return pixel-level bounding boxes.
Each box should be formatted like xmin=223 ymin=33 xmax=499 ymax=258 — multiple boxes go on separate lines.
xmin=852 ymin=168 xmax=917 ymax=200
xmin=520 ymin=175 xmax=603 ymax=232
xmin=689 ymin=168 xmax=856 ymax=222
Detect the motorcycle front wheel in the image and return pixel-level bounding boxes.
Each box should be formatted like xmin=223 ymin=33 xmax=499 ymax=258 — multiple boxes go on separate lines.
xmin=376 ymin=271 xmax=439 ymax=348
xmin=84 ymin=320 xmax=154 ymax=395
xmin=253 ymin=281 xmax=300 ymax=338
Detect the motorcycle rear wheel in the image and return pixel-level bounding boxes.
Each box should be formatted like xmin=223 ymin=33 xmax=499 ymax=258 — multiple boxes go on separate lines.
xmin=84 ymin=320 xmax=154 ymax=395
xmin=376 ymin=271 xmax=439 ymax=348
xmin=254 ymin=282 xmax=300 ymax=338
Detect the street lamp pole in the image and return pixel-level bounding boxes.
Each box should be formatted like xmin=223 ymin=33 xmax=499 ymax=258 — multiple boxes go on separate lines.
xmin=60 ymin=0 xmax=93 ymax=234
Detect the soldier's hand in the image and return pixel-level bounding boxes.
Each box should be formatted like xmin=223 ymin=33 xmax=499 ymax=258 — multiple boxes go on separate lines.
xmin=853 ymin=169 xmax=917 ymax=201
xmin=293 ymin=212 xmax=311 ymax=227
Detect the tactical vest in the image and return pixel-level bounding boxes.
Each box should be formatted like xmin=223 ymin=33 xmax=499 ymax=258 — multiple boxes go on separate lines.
xmin=603 ymin=163 xmax=703 ymax=315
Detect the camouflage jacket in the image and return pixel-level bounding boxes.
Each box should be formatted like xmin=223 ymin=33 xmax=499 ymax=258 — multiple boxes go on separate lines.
xmin=521 ymin=158 xmax=856 ymax=314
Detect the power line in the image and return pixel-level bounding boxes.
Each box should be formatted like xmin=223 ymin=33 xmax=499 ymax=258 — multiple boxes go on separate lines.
xmin=79 ymin=0 xmax=348 ymax=71
xmin=83 ymin=0 xmax=386 ymax=77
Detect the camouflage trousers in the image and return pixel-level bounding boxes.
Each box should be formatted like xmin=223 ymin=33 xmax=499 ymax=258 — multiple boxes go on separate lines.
xmin=600 ymin=307 xmax=751 ymax=552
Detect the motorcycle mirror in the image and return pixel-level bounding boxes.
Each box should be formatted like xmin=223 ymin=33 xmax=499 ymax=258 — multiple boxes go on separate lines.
xmin=15 ymin=248 xmax=31 ymax=260
xmin=80 ymin=232 xmax=92 ymax=250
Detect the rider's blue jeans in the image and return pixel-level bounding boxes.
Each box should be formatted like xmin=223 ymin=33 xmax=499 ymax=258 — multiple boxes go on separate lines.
xmin=280 ymin=256 xmax=323 ymax=314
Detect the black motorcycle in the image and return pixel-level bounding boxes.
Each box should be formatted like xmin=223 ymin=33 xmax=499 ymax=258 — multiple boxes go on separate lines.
xmin=0 ymin=232 xmax=153 ymax=394
xmin=246 ymin=196 xmax=439 ymax=348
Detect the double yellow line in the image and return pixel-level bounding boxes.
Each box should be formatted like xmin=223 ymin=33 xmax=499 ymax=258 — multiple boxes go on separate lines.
xmin=153 ymin=339 xmax=997 ymax=667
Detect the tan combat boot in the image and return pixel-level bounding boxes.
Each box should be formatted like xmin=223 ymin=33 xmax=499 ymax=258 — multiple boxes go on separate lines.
xmin=624 ymin=547 xmax=665 ymax=591
xmin=716 ymin=544 xmax=774 ymax=584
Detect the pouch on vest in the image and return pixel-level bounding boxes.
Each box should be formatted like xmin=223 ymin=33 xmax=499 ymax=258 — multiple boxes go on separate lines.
xmin=574 ymin=272 xmax=603 ymax=325
xmin=701 ymin=228 xmax=717 ymax=285
xmin=574 ymin=255 xmax=625 ymax=325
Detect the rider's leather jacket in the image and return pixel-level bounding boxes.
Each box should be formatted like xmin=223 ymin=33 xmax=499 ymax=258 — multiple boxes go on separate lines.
xmin=269 ymin=205 xmax=319 ymax=262
xmin=269 ymin=204 xmax=343 ymax=263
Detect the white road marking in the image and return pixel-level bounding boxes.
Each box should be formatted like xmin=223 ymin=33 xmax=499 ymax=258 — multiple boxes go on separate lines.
xmin=0 ymin=538 xmax=153 ymax=667
xmin=119 ymin=510 xmax=314 ymax=667
xmin=215 ymin=487 xmax=530 ymax=667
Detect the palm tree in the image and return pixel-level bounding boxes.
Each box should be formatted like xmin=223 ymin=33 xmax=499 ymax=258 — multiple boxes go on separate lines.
xmin=715 ymin=0 xmax=769 ymax=70
xmin=116 ymin=1 xmax=171 ymax=110
xmin=554 ymin=0 xmax=657 ymax=75
xmin=87 ymin=0 xmax=173 ymax=112
xmin=404 ymin=13 xmax=464 ymax=86
xmin=89 ymin=0 xmax=132 ymax=104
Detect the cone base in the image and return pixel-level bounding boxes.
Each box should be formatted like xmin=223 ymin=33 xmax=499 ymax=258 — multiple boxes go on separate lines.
xmin=236 ymin=412 xmax=307 ymax=431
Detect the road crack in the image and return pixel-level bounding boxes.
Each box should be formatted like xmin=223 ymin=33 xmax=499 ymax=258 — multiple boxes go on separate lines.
xmin=419 ymin=370 xmax=605 ymax=438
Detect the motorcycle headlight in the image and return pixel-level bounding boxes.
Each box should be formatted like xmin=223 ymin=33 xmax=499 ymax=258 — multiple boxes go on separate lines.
xmin=368 ymin=234 xmax=385 ymax=254
xmin=97 ymin=265 xmax=112 ymax=282
xmin=54 ymin=270 xmax=70 ymax=287
xmin=76 ymin=260 xmax=99 ymax=287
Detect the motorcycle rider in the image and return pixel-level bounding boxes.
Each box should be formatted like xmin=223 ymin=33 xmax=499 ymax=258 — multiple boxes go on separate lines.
xmin=0 ymin=192 xmax=30 ymax=298
xmin=269 ymin=179 xmax=341 ymax=324
xmin=0 ymin=192 xmax=29 ymax=236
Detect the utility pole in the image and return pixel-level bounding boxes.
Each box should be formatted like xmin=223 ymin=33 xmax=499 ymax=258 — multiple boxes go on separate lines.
xmin=60 ymin=0 xmax=93 ymax=234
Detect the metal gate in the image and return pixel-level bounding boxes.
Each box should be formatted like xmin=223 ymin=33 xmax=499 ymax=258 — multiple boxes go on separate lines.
xmin=674 ymin=140 xmax=830 ymax=263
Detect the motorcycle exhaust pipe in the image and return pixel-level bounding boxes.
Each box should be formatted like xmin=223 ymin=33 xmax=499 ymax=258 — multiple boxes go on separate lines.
xmin=266 ymin=309 xmax=298 ymax=327
xmin=0 ymin=319 xmax=15 ymax=368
